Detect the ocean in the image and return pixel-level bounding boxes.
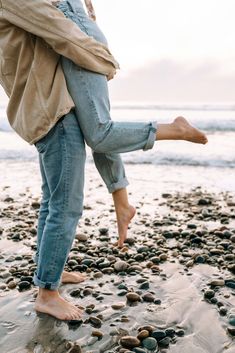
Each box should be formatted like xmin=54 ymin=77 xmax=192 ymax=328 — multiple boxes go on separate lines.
xmin=1 ymin=102 xmax=235 ymax=193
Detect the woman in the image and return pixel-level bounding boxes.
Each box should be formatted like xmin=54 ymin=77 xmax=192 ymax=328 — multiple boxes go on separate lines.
xmin=56 ymin=0 xmax=207 ymax=246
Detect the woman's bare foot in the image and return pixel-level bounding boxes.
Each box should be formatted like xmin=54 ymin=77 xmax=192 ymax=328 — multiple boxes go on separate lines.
xmin=61 ymin=270 xmax=87 ymax=284
xmin=35 ymin=289 xmax=83 ymax=321
xmin=116 ymin=204 xmax=136 ymax=248
xmin=157 ymin=116 xmax=208 ymax=144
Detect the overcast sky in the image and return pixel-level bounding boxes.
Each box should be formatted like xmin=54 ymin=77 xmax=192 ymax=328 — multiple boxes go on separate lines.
xmin=0 ymin=0 xmax=234 ymax=103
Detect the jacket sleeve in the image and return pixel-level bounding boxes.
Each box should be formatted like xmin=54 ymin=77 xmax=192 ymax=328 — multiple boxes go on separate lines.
xmin=1 ymin=0 xmax=120 ymax=75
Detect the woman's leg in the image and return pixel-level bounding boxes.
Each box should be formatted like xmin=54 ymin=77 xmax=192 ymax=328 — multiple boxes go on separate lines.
xmin=33 ymin=111 xmax=86 ymax=320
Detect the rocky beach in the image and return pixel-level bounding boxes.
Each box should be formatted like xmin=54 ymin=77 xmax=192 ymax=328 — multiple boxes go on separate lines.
xmin=0 ymin=162 xmax=234 ymax=353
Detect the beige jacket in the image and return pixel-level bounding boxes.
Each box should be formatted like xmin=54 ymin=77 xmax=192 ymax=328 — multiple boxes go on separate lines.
xmin=0 ymin=0 xmax=119 ymax=144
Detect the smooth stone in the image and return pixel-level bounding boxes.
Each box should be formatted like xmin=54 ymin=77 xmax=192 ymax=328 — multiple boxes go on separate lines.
xmin=70 ymin=289 xmax=81 ymax=297
xmin=138 ymin=325 xmax=155 ymax=333
xmin=76 ymin=233 xmax=88 ymax=241
xmin=195 ymin=255 xmax=205 ymax=263
xmin=225 ymin=280 xmax=235 ymax=289
xmin=227 ymin=327 xmax=235 ymax=336
xmin=154 ymin=299 xmax=162 ymax=305
xmin=230 ymin=235 xmax=235 ymax=243
xmin=152 ymin=330 xmax=166 ymax=340
xmin=175 ymin=329 xmax=185 ymax=336
xmin=137 ymin=246 xmax=149 ymax=253
xmin=137 ymin=330 xmax=149 ymax=340
xmin=120 ymin=336 xmax=140 ymax=349
xmin=117 ymin=283 xmax=128 ymax=290
xmin=124 ymin=237 xmax=135 ymax=245
xmin=210 ymin=248 xmax=224 ymax=255
xmin=91 ymin=330 xmax=103 ymax=338
xmin=219 ymin=307 xmax=227 ymax=316
xmin=18 ymin=281 xmax=31 ymax=291
xmin=126 ymin=292 xmax=141 ymax=302
xmin=142 ymin=293 xmax=155 ymax=303
xmin=209 ymin=279 xmax=225 ymax=286
xmin=228 ymin=264 xmax=235 ymax=274
xmin=160 ymin=254 xmax=167 ymax=261
xmin=118 ymin=290 xmax=128 ymax=296
xmin=99 ymin=228 xmax=109 ymax=235
xmin=204 ymin=290 xmax=215 ymax=299
xmin=150 ymin=256 xmax=160 ymax=264
xmin=228 ymin=316 xmax=235 ymax=326
xmin=128 ymin=265 xmax=142 ymax=272
xmin=165 ymin=328 xmax=175 ymax=337
xmin=89 ymin=316 xmax=102 ymax=328
xmin=158 ymin=337 xmax=170 ymax=347
xmin=111 ymin=303 xmax=126 ymax=310
xmin=8 ymin=280 xmax=17 ymax=289
xmin=114 ymin=261 xmax=129 ymax=272
xmin=93 ymin=272 xmax=103 ymax=279
xmin=142 ymin=337 xmax=158 ymax=350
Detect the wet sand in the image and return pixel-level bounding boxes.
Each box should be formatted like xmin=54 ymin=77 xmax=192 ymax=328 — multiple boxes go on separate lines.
xmin=0 ymin=162 xmax=235 ymax=353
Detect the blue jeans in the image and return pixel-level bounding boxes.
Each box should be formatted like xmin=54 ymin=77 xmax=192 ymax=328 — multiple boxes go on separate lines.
xmin=33 ymin=0 xmax=157 ymax=290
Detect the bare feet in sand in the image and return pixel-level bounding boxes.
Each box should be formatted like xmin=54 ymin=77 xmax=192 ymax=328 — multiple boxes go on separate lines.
xmin=61 ymin=270 xmax=87 ymax=284
xmin=157 ymin=116 xmax=208 ymax=144
xmin=35 ymin=289 xmax=83 ymax=320
xmin=115 ymin=204 xmax=136 ymax=248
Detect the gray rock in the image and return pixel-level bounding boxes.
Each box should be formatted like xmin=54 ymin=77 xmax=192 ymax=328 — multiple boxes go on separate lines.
xmin=142 ymin=337 xmax=158 ymax=350
xmin=114 ymin=260 xmax=129 ymax=272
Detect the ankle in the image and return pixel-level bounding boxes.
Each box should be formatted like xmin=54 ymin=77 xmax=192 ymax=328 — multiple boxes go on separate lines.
xmin=37 ymin=288 xmax=59 ymax=300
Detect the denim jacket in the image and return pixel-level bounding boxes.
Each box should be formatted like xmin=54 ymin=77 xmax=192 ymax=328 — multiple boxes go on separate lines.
xmin=0 ymin=0 xmax=119 ymax=144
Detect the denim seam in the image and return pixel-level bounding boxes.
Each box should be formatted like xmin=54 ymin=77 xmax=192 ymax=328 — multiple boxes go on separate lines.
xmin=46 ymin=123 xmax=67 ymax=276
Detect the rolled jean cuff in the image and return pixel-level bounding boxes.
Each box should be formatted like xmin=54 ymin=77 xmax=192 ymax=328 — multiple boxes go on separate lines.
xmin=143 ymin=121 xmax=157 ymax=151
xmin=108 ymin=177 xmax=129 ymax=193
xmin=33 ymin=271 xmax=61 ymax=290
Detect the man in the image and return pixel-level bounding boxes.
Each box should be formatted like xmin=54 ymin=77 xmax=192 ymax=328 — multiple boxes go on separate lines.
xmin=0 ymin=0 xmax=118 ymax=320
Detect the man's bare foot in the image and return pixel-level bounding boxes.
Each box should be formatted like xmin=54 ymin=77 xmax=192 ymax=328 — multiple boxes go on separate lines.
xmin=115 ymin=204 xmax=136 ymax=248
xmin=35 ymin=289 xmax=83 ymax=321
xmin=61 ymin=270 xmax=87 ymax=284
xmin=173 ymin=116 xmax=208 ymax=144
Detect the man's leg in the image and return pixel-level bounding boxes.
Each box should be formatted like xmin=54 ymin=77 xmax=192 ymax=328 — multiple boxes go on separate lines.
xmin=33 ymin=111 xmax=86 ymax=320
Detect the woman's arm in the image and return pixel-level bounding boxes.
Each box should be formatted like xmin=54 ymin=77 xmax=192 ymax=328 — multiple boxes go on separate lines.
xmin=1 ymin=0 xmax=119 ymax=76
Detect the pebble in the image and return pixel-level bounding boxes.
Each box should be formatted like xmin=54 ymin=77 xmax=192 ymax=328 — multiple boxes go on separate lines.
xmin=18 ymin=281 xmax=31 ymax=291
xmin=142 ymin=293 xmax=155 ymax=303
xmin=76 ymin=233 xmax=88 ymax=242
xmin=137 ymin=330 xmax=149 ymax=340
xmin=8 ymin=280 xmax=17 ymax=289
xmin=114 ymin=260 xmax=129 ymax=272
xmin=89 ymin=316 xmax=102 ymax=328
xmin=120 ymin=336 xmax=140 ymax=349
xmin=142 ymin=337 xmax=158 ymax=350
xmin=126 ymin=292 xmax=141 ymax=302
xmin=152 ymin=330 xmax=166 ymax=340
xmin=227 ymin=327 xmax=235 ymax=336
xmin=204 ymin=290 xmax=215 ymax=299
xmin=209 ymin=279 xmax=225 ymax=287
xmin=91 ymin=330 xmax=103 ymax=338
xmin=158 ymin=337 xmax=170 ymax=347
xmin=111 ymin=303 xmax=125 ymax=310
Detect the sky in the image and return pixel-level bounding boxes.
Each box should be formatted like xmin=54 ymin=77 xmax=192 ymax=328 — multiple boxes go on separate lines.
xmin=0 ymin=0 xmax=235 ymax=103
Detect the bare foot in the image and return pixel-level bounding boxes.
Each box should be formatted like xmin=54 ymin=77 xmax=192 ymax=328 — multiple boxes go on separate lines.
xmin=173 ymin=116 xmax=208 ymax=144
xmin=115 ymin=204 xmax=136 ymax=248
xmin=35 ymin=289 xmax=83 ymax=321
xmin=61 ymin=270 xmax=87 ymax=284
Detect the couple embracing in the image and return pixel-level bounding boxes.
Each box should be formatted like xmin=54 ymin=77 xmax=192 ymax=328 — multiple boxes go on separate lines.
xmin=0 ymin=0 xmax=207 ymax=321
